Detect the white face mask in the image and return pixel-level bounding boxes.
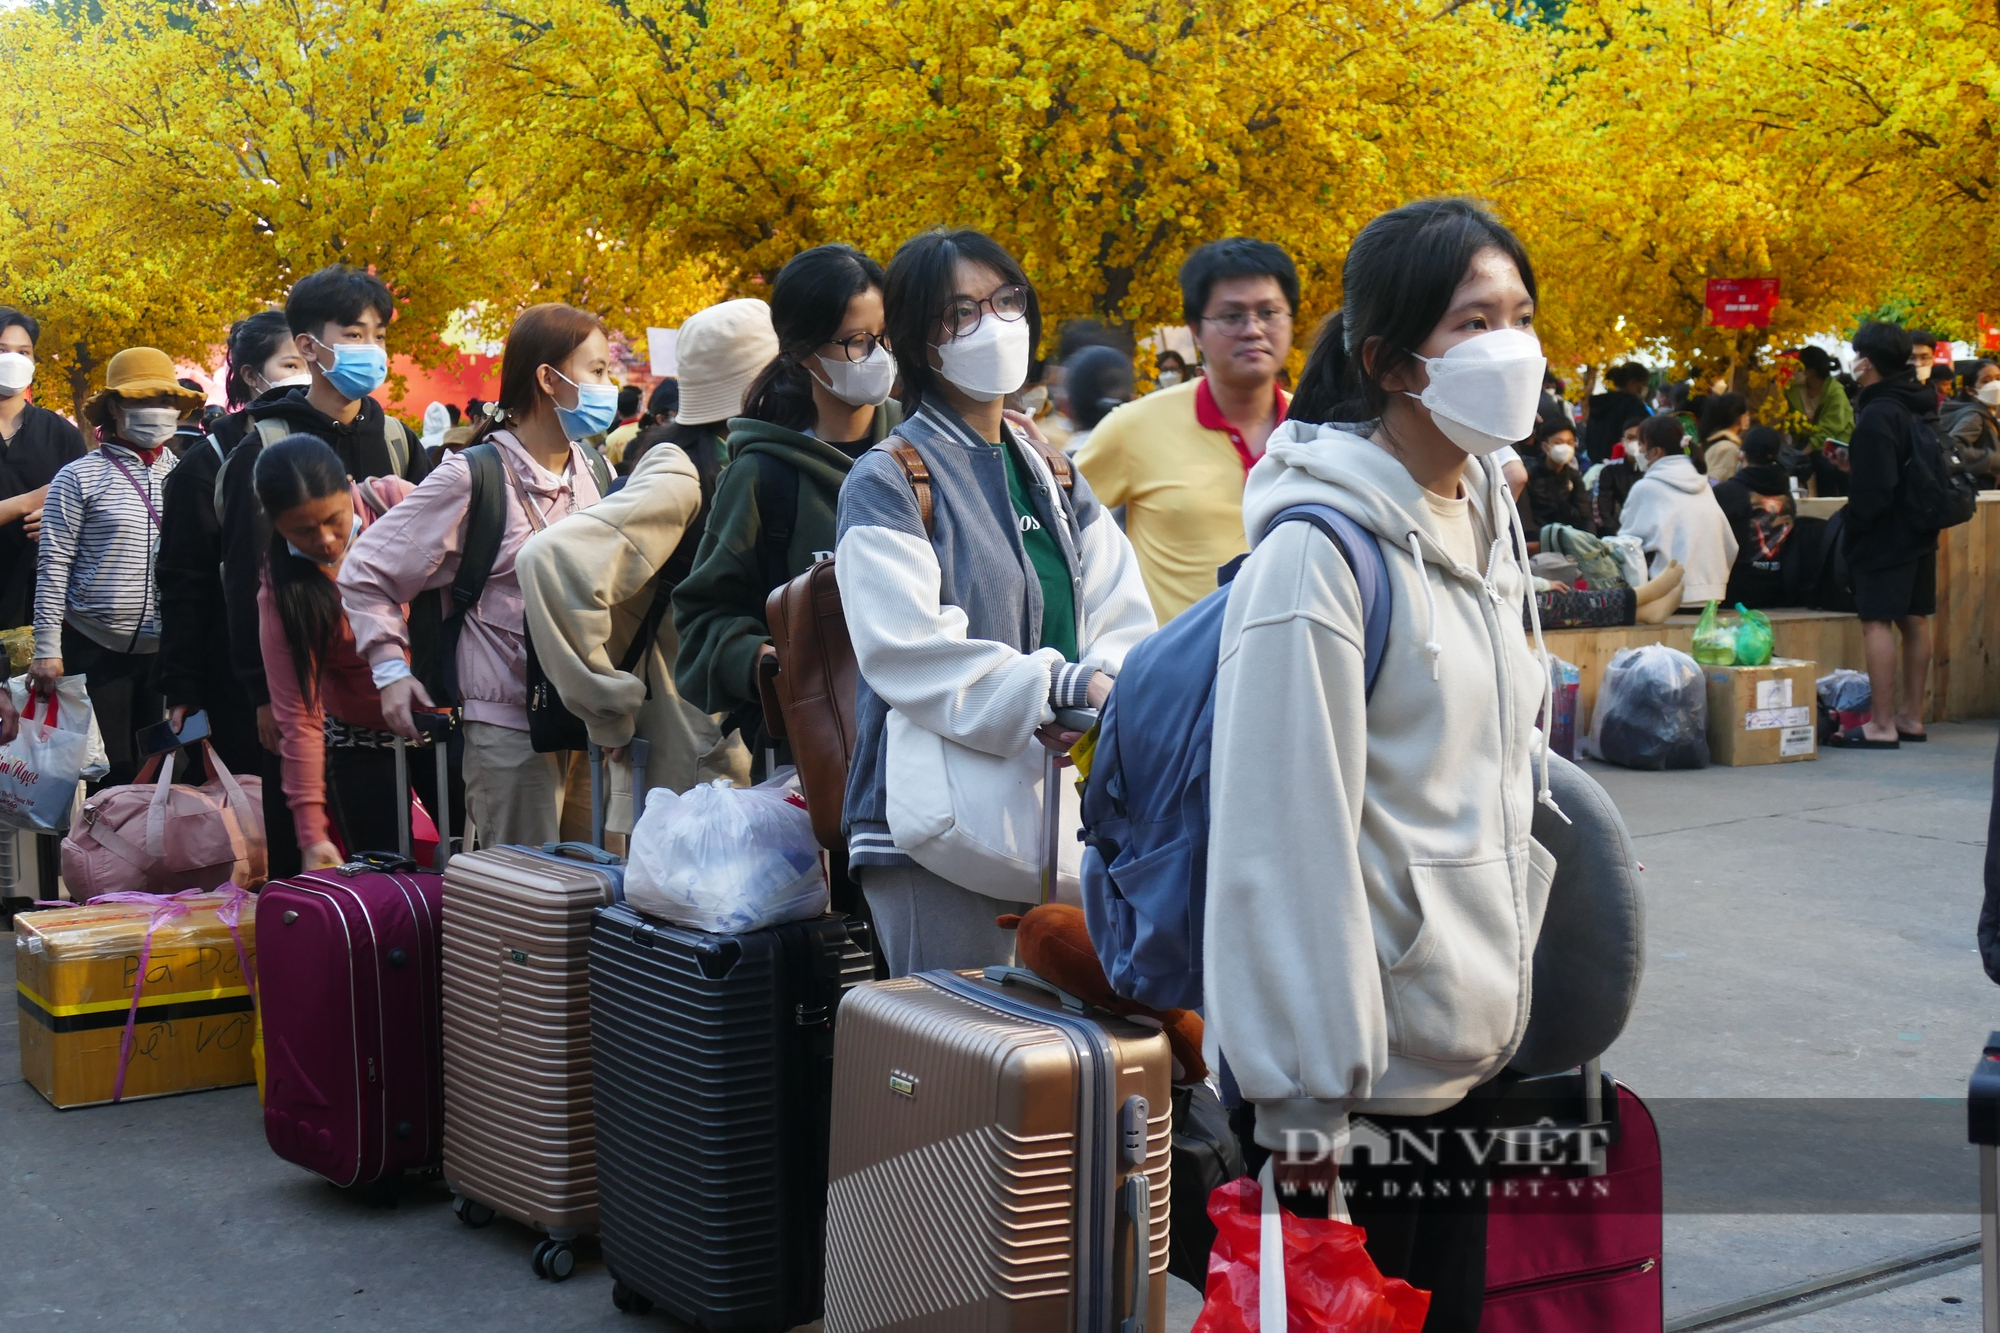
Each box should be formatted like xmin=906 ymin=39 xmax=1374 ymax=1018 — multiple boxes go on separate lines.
xmin=1404 ymin=327 xmax=1548 ymax=457
xmin=1978 ymin=381 xmax=2000 ymax=408
xmin=1545 ymin=442 xmax=1576 ymax=468
xmin=256 ymin=372 xmax=313 ymax=395
xmin=0 ymin=352 xmax=33 ymax=397
xmin=1914 ymin=362 xmax=1933 ymax=384
xmin=813 ymin=343 xmax=896 ymax=407
xmin=1631 ymin=449 xmax=1653 ymax=474
xmin=116 ymin=406 xmax=181 ymax=448
xmin=1157 ymin=370 xmax=1183 ymax=388
xmin=935 ymin=314 xmax=1031 ymax=403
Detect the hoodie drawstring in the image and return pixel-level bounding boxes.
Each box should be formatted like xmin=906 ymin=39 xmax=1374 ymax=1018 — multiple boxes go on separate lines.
xmin=1500 ymin=459 xmax=1570 ymax=825
xmin=1407 ymin=532 xmax=1444 ymax=681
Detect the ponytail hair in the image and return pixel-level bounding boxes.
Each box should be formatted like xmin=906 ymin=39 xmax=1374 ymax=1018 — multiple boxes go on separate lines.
xmin=467 ymin=303 xmax=606 ymax=447
xmin=254 ymin=433 xmax=350 ymax=705
xmin=742 ymin=244 xmax=888 ymax=433
xmin=223 ymin=310 xmax=295 ymax=409
xmin=1303 ymin=198 xmax=1538 ymax=424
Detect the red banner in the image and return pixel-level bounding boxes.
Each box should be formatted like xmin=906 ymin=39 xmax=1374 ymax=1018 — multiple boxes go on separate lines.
xmin=1704 ymin=278 xmax=1781 ymax=329
xmin=1980 ymin=313 xmax=2000 ymax=353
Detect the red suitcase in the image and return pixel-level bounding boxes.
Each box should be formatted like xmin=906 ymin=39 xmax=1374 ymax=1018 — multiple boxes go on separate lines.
xmin=1480 ymin=1067 xmax=1664 ymax=1331
xmin=257 ymin=722 xmax=451 ymax=1193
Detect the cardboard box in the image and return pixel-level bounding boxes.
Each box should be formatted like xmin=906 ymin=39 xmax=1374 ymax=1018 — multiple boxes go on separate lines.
xmin=15 ymin=893 xmax=258 ymax=1109
xmin=1704 ymin=658 xmax=1819 ymax=766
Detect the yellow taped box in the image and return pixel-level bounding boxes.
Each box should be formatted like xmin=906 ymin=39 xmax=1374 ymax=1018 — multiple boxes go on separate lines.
xmin=1704 ymin=657 xmax=1819 ymax=767
xmin=14 ymin=895 xmax=259 ymax=1109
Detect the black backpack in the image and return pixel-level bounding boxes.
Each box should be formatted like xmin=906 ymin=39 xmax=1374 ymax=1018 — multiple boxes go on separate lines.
xmin=1900 ymin=411 xmax=1979 ymax=531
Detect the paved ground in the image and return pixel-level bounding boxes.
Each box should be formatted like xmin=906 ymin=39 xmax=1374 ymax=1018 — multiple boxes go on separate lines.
xmin=3 ymin=720 xmax=1995 ymax=1330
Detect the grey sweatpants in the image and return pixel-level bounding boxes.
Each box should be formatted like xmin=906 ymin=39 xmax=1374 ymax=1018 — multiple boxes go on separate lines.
xmin=858 ymin=863 xmax=1030 ymax=979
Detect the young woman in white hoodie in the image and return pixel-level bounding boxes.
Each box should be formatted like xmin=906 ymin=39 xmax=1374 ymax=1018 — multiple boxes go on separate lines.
xmin=1206 ymin=198 xmax=1561 ymax=1329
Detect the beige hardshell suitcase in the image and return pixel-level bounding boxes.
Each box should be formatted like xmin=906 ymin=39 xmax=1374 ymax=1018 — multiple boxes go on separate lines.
xmin=823 ymin=965 xmax=1172 ymax=1332
xmin=440 ymin=838 xmax=624 ymax=1279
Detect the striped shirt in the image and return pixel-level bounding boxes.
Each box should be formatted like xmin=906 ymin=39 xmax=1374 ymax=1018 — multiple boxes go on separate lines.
xmin=35 ymin=440 xmax=175 ymax=658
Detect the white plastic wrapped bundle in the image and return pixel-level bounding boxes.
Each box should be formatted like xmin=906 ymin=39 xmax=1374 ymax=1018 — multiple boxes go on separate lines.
xmin=624 ymin=777 xmax=828 ymax=933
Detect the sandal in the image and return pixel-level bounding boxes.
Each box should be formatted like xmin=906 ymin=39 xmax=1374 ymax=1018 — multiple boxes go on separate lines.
xmin=1898 ymin=730 xmax=1928 ymax=742
xmin=1829 ymin=728 xmax=1900 ymax=750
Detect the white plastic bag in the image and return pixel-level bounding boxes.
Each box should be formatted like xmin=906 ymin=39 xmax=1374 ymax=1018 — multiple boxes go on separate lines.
xmin=1601 ymin=534 xmax=1650 ymax=592
xmin=0 ymin=674 xmax=110 ymax=832
xmin=624 ymin=777 xmax=827 ymax=932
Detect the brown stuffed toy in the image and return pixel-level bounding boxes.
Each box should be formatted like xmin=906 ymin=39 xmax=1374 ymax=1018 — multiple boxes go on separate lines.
xmin=997 ymin=903 xmax=1208 ymax=1085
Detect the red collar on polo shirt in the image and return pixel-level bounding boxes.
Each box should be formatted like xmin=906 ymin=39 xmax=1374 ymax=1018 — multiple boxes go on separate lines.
xmin=1194 ymin=376 xmax=1289 ymax=473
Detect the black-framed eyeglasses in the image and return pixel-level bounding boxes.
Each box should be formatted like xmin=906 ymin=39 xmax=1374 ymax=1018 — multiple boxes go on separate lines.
xmin=940 ymin=285 xmax=1030 ymax=341
xmin=824 ymin=331 xmax=891 ymax=363
xmin=1199 ymin=307 xmax=1293 ymax=337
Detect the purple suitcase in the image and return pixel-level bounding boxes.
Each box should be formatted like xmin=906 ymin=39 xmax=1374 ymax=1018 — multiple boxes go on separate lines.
xmin=257 ymin=721 xmax=451 ymax=1190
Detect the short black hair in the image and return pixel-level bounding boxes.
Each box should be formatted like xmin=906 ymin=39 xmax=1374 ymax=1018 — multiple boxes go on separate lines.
xmin=1742 ymin=425 xmax=1783 ymax=466
xmin=1056 ymin=319 xmax=1125 ymax=362
xmin=1609 ymin=361 xmax=1650 ymax=392
xmin=1910 ymin=328 xmax=1939 ymax=348
xmin=1793 ymin=345 xmax=1835 ymax=379
xmin=0 ymin=307 xmax=40 ymax=345
xmin=1064 ymin=346 xmax=1134 ymax=431
xmin=1699 ymin=392 xmax=1748 ymax=438
xmin=646 ymin=378 xmax=679 ymax=418
xmin=1534 ymin=413 xmax=1576 ymax=444
xmin=884 ymin=229 xmax=1040 ymax=410
xmin=1851 ymin=321 xmax=1913 ymax=379
xmin=285 ymin=263 xmax=396 ymax=338
xmin=1179 ymin=238 xmax=1300 ymax=326
xmin=617 ymin=384 xmax=641 ymax=417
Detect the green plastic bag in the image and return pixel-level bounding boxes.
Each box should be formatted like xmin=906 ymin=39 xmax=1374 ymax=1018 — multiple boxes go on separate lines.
xmin=1692 ymin=599 xmax=1736 ymax=666
xmin=1734 ymin=602 xmax=1774 ymax=666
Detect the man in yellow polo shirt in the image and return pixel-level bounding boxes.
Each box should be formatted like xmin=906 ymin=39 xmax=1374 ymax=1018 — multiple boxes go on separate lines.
xmin=1076 ymin=238 xmax=1295 ymax=621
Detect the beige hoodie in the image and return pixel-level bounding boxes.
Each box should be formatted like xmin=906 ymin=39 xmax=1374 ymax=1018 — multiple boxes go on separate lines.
xmin=1205 ymin=420 xmax=1557 ymax=1152
xmin=517 ymin=444 xmax=747 ymax=807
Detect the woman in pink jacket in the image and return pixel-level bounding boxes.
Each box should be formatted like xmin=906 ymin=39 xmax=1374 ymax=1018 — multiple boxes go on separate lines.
xmin=253 ymin=434 xmax=426 ymax=869
xmin=337 ymin=304 xmax=613 ymax=848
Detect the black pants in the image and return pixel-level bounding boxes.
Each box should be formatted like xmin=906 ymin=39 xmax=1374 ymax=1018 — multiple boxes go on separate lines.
xmin=1236 ymin=1081 xmax=1504 ymax=1333
xmin=324 ymin=741 xmax=465 ymax=863
xmin=61 ymin=624 xmax=162 ymax=790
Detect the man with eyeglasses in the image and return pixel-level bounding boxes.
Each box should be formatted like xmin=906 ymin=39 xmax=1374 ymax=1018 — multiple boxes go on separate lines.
xmin=1075 ymin=237 xmax=1296 ymax=621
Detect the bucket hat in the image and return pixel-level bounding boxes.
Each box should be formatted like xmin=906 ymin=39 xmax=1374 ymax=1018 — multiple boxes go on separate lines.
xmin=673 ymin=299 xmax=779 ymax=427
xmin=83 ymin=347 xmax=208 ymax=427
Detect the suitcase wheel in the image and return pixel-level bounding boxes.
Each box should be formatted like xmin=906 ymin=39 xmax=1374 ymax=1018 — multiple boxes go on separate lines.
xmin=610 ymin=1280 xmax=651 ymax=1315
xmin=531 ymin=1238 xmax=577 ymax=1282
xmin=451 ymin=1195 xmax=496 ymax=1229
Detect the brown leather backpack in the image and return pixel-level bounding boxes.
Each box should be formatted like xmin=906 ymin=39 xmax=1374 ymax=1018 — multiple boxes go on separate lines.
xmin=761 ymin=433 xmax=1073 ymax=852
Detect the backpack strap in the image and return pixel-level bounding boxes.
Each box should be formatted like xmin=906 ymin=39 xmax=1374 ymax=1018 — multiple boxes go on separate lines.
xmin=1260 ymin=503 xmax=1393 ymax=699
xmin=214 ymin=416 xmax=292 ymax=526
xmin=885 ymin=437 xmax=934 ymax=536
xmin=437 ymin=443 xmax=508 ymax=704
xmin=579 ymin=442 xmax=612 ymax=497
xmin=383 ymin=415 xmax=410 ymax=478
xmin=1021 ymin=431 xmax=1075 ymax=495
xmin=754 ymin=452 xmax=801 ymax=593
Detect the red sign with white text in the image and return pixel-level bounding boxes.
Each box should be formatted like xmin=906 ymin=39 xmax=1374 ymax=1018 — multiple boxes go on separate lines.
xmin=1704 ymin=278 xmax=1781 ymax=329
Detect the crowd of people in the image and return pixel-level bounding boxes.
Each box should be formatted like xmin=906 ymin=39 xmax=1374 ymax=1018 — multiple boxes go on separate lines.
xmin=0 ymin=193 xmax=1975 ymax=1324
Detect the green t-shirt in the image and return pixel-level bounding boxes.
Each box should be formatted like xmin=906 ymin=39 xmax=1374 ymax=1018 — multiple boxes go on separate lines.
xmin=999 ymin=436 xmax=1079 ymax=662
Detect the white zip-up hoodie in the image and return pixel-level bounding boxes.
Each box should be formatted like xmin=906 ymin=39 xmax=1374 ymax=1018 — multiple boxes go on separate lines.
xmin=1205 ymin=421 xmax=1557 ymax=1151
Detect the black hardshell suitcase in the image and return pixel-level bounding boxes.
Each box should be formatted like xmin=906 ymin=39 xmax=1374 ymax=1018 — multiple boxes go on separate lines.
xmin=588 ymin=902 xmax=873 ymax=1329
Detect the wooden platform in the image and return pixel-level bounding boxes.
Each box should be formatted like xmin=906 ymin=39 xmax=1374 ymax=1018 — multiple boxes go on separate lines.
xmin=1542 ymin=610 xmax=1865 ymax=726
xmin=1538 ymin=492 xmax=2000 ymax=726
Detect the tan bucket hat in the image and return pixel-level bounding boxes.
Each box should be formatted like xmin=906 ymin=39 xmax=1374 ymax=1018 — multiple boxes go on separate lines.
xmin=83 ymin=347 xmax=208 ymax=427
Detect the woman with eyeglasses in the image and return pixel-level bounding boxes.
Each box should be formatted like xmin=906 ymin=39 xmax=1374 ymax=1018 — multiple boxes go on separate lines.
xmin=832 ymin=228 xmax=1155 ymax=977
xmin=672 ymin=245 xmax=902 ymax=789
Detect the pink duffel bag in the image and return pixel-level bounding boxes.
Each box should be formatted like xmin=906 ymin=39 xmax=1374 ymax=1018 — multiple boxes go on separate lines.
xmin=61 ymin=741 xmax=266 ymax=898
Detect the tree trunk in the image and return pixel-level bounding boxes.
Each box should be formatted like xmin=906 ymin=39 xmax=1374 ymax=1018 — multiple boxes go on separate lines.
xmin=67 ymin=342 xmax=97 ymax=432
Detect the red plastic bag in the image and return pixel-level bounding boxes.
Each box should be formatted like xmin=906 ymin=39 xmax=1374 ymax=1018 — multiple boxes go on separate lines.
xmin=1192 ymin=1165 xmax=1430 ymax=1333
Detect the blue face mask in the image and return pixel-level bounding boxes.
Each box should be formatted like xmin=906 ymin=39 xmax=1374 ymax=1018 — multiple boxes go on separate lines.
xmin=552 ymin=370 xmax=620 ymax=441
xmin=312 ymin=339 xmax=388 ymax=400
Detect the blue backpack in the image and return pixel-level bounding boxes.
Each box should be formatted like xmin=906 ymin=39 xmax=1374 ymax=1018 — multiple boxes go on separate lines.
xmin=1078 ymin=504 xmax=1390 ymax=1012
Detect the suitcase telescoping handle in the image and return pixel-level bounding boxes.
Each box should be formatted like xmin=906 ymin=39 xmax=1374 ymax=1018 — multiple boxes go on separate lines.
xmin=392 ymin=709 xmax=456 ymax=873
